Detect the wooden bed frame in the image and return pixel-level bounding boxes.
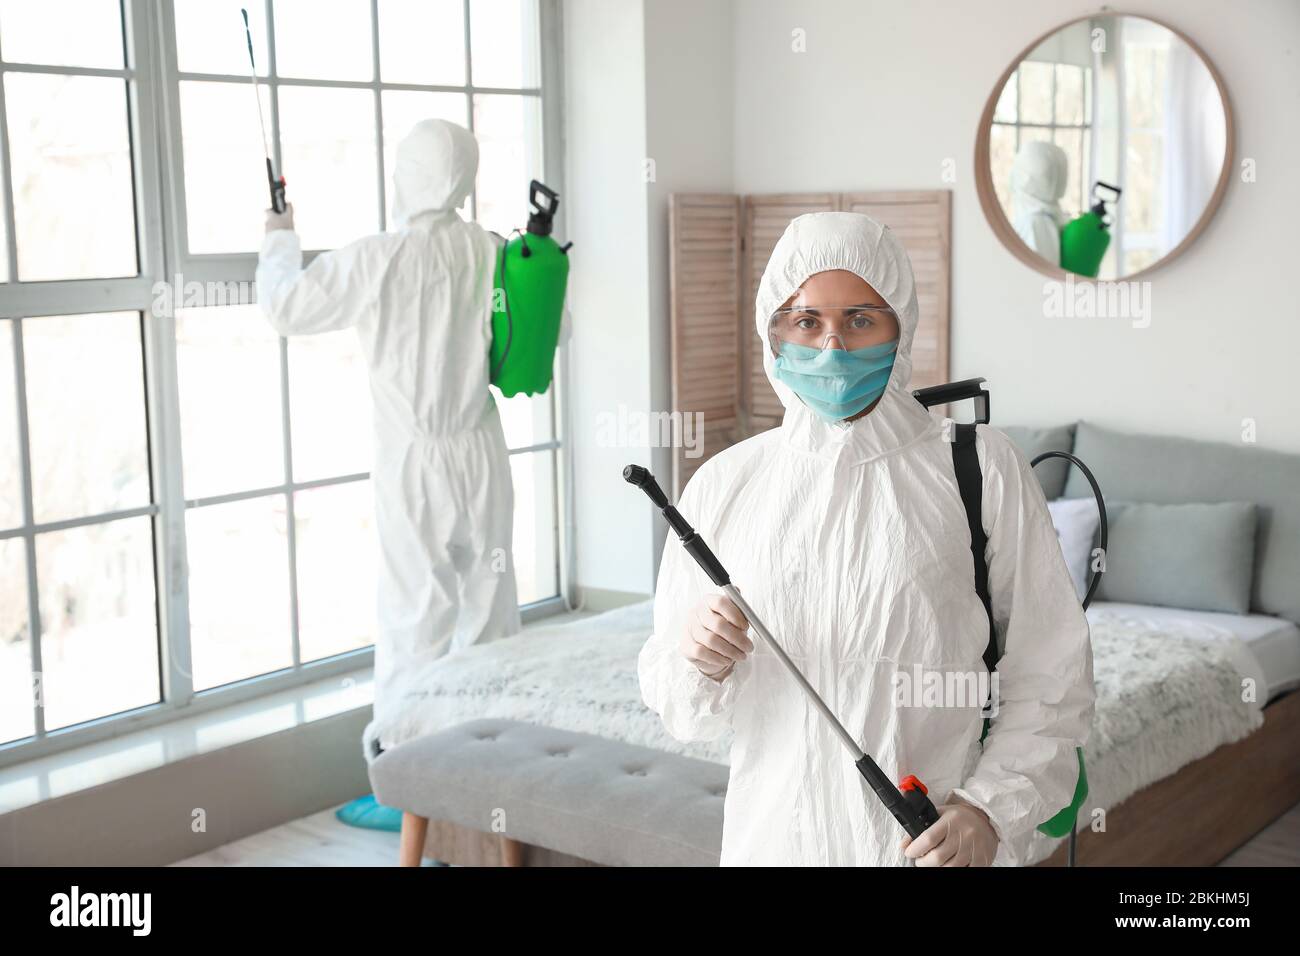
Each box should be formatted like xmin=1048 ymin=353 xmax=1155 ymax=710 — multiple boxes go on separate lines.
xmin=404 ymin=689 xmax=1300 ymax=867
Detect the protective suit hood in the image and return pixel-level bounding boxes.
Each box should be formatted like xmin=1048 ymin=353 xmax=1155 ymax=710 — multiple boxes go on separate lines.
xmin=756 ymin=212 xmax=920 ymax=406
xmin=390 ymin=118 xmax=479 ymax=228
xmin=1010 ymin=140 xmax=1069 ymax=226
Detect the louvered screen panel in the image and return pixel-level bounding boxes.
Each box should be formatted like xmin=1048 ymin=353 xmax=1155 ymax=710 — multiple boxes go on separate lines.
xmin=740 ymin=194 xmax=838 ymax=435
xmin=838 ymin=191 xmax=951 ymax=392
xmin=669 ymin=194 xmax=742 ymax=496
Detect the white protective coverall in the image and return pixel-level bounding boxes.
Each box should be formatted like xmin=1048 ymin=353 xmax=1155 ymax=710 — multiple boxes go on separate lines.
xmin=637 ymin=212 xmax=1094 ymax=866
xmin=256 ymin=119 xmax=520 ymax=757
xmin=1010 ymin=140 xmax=1070 ymax=266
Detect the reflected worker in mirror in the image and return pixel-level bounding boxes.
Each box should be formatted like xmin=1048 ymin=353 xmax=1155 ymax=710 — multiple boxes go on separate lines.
xmin=1009 ymin=141 xmax=1069 ymax=267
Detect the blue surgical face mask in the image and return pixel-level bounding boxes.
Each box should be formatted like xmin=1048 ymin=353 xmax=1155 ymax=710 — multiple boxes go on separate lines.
xmin=772 ymin=339 xmax=898 ymax=423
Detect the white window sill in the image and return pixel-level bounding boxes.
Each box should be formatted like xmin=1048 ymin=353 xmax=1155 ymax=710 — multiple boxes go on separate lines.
xmin=0 ymin=666 xmax=373 ymax=816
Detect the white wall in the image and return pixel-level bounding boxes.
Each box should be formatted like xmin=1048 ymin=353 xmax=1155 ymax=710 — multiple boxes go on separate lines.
xmin=563 ymin=0 xmax=733 ymax=596
xmin=563 ymin=0 xmax=654 ymax=595
xmin=643 ymin=0 xmax=735 ymax=569
xmin=732 ymin=0 xmax=1300 ymax=451
xmin=562 ymin=0 xmax=1298 ymax=596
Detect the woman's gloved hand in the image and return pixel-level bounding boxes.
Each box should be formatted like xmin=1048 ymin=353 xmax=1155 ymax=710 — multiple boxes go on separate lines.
xmin=681 ymin=593 xmax=754 ymax=682
xmin=900 ymin=799 xmax=999 ymax=867
xmin=265 ymin=202 xmax=295 ymax=234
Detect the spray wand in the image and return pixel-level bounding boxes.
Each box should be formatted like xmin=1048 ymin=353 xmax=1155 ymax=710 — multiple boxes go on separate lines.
xmin=623 ymin=464 xmax=941 ymax=840
xmin=241 ymin=8 xmax=286 ymax=213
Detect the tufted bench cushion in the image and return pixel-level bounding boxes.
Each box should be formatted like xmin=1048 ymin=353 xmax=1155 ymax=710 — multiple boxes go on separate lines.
xmin=368 ymin=718 xmax=727 ymax=866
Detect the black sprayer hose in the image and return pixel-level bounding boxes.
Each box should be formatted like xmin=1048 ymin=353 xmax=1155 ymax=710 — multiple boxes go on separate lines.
xmin=1030 ymin=451 xmax=1108 ymax=611
xmin=489 ymin=229 xmax=522 ymax=382
xmin=1030 ymin=450 xmax=1107 ymax=869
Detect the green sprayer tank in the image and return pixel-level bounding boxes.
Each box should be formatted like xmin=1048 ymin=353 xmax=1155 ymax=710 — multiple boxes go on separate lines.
xmin=1059 ymin=181 xmax=1122 ymax=278
xmin=490 ymin=181 xmax=571 ymax=397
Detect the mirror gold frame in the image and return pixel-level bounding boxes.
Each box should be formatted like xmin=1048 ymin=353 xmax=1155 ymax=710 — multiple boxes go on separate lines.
xmin=973 ymin=11 xmax=1235 ymax=282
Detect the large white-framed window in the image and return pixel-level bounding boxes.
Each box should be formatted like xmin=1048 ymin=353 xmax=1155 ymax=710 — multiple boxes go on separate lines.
xmin=0 ymin=0 xmax=568 ymax=768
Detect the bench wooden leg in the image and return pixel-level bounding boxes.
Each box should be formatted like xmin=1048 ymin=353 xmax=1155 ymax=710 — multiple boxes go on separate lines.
xmin=499 ymin=835 xmax=525 ymax=867
xmin=399 ymin=812 xmax=429 ymax=867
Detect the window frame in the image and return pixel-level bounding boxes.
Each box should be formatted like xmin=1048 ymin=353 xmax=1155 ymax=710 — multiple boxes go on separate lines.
xmin=0 ymin=0 xmax=571 ymax=769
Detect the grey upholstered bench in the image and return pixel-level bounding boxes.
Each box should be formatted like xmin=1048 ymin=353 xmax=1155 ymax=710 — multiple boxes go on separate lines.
xmin=369 ymin=718 xmax=727 ymax=866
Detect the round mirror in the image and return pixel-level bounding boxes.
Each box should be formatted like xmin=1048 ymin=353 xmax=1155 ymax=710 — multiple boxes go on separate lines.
xmin=975 ymin=13 xmax=1233 ymax=280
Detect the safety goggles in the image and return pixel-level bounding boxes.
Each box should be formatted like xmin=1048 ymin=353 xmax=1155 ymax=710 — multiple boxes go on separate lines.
xmin=768 ymin=303 xmax=897 ymax=353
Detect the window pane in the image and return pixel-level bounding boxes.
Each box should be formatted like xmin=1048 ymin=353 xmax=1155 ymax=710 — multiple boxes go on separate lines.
xmin=187 ymin=496 xmax=292 ymax=690
xmin=179 ymin=81 xmax=275 ymax=254
xmin=24 ymin=313 xmax=149 ymax=524
xmin=378 ymin=0 xmax=465 ymax=86
xmin=5 ymin=74 xmax=137 ymax=281
xmin=494 ymin=389 xmax=553 ymax=450
xmin=510 ymin=449 xmax=556 ymax=604
xmin=993 ymin=71 xmax=1017 ymax=123
xmin=381 ymin=90 xmax=469 ymax=226
xmin=176 ymin=304 xmax=283 ymax=500
xmin=274 ymin=0 xmax=373 ymax=81
xmin=1054 ymin=64 xmax=1084 ymax=126
xmin=0 ymin=537 xmax=33 ymax=744
xmin=277 ymin=86 xmax=379 ymax=250
xmin=295 ymin=481 xmax=376 ymax=662
xmin=173 ymin=0 xmax=269 ymax=76
xmin=0 ymin=0 xmax=124 ymax=70
xmin=0 ymin=148 xmax=8 ymax=282
xmin=1054 ymin=128 xmax=1083 ymax=217
xmin=472 ymin=93 xmax=543 ymax=237
xmin=0 ymin=322 xmax=21 ymax=529
xmin=36 ymin=516 xmax=159 ymax=730
xmin=1017 ymin=61 xmax=1054 ymax=125
xmin=989 ymin=124 xmax=1016 ymax=219
xmin=469 ymin=0 xmax=540 ymax=89
xmin=288 ymin=330 xmax=371 ymax=482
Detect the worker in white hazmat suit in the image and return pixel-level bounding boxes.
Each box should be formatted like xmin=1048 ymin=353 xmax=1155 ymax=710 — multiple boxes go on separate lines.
xmin=638 ymin=212 xmax=1094 ymax=866
xmin=1010 ymin=140 xmax=1070 ymax=266
xmin=257 ymin=119 xmax=520 ymax=757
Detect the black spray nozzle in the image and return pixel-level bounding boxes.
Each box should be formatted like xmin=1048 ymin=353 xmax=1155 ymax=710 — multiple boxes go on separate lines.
xmin=623 ymin=464 xmax=668 ymax=507
xmin=527 ymin=180 xmax=559 ymax=237
xmin=624 ymin=465 xmax=730 ymax=587
xmin=241 ymin=8 xmax=255 ymax=62
xmin=1089 ymin=181 xmax=1122 ymax=223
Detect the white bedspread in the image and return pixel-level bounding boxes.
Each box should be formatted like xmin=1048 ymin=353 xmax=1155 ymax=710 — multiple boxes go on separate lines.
xmin=380 ymin=600 xmax=1264 ymax=865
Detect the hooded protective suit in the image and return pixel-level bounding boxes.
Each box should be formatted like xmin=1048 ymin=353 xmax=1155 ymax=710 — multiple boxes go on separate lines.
xmin=256 ymin=119 xmax=520 ymax=757
xmin=637 ymin=212 xmax=1094 ymax=866
xmin=1010 ymin=140 xmax=1070 ymax=266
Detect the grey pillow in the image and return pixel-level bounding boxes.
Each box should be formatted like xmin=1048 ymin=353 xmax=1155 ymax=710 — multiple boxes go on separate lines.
xmin=1096 ymin=501 xmax=1258 ymax=614
xmin=1063 ymin=421 xmax=1300 ymax=623
xmin=1001 ymin=424 xmax=1076 ymax=499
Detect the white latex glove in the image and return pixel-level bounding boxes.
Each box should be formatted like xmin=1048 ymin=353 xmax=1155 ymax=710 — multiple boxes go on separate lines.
xmin=681 ymin=593 xmax=754 ymax=682
xmin=265 ymin=202 xmax=295 ymax=234
xmin=900 ymin=800 xmax=999 ymax=867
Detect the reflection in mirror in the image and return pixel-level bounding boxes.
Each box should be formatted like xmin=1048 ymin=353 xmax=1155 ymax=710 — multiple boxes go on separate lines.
xmin=987 ymin=15 xmax=1227 ymax=279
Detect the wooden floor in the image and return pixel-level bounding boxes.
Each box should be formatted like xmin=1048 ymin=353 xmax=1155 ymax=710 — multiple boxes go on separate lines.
xmin=174 ymin=807 xmax=401 ymax=867
xmin=175 ymin=799 xmax=1300 ymax=867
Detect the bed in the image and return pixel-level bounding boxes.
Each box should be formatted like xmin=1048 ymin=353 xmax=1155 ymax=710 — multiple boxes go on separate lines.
xmin=369 ymin=420 xmax=1300 ymax=866
xmin=370 ymin=594 xmax=1299 ymax=866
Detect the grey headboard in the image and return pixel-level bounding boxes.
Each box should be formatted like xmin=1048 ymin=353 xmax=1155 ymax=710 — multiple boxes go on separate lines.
xmin=1059 ymin=422 xmax=1300 ymax=625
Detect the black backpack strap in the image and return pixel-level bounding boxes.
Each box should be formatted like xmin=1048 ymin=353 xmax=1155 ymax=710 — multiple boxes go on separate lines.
xmin=951 ymin=424 xmax=998 ymax=675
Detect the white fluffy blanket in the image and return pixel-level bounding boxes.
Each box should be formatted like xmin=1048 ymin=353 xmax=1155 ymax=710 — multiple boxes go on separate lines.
xmin=377 ymin=601 xmax=731 ymax=765
xmin=380 ymin=600 xmax=1263 ymax=865
xmin=1022 ymin=607 xmax=1263 ymax=862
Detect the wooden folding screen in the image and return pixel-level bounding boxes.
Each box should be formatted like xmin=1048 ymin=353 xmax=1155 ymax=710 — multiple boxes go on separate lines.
xmin=668 ymin=190 xmax=951 ymax=496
